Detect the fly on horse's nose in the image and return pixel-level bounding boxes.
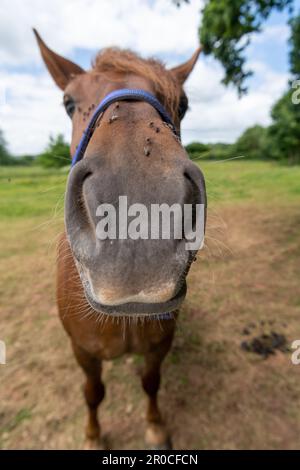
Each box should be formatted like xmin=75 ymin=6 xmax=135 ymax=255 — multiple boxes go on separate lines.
xmin=109 ymin=115 xmax=118 ymax=123
xmin=144 ymin=137 xmax=152 ymax=156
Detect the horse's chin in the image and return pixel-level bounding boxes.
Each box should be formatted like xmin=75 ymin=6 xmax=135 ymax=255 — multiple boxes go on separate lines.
xmin=83 ymin=281 xmax=187 ymax=318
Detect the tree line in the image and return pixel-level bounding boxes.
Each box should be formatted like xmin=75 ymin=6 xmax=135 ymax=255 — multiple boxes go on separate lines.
xmin=0 ymin=132 xmax=70 ymax=168
xmin=187 ymin=85 xmax=300 ymax=164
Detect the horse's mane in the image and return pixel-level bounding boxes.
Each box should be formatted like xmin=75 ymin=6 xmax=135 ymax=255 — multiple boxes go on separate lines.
xmin=92 ymin=48 xmax=180 ymax=116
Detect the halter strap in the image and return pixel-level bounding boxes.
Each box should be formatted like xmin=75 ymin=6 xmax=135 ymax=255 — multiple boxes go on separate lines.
xmin=71 ymin=88 xmax=179 ymax=167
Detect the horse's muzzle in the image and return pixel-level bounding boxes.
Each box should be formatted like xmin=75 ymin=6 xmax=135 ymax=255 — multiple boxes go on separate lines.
xmin=65 ymin=155 xmax=206 ymax=316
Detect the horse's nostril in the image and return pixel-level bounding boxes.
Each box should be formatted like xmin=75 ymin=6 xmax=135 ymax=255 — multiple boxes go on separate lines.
xmin=183 ymin=163 xmax=207 ymax=239
xmin=65 ymin=162 xmax=96 ymax=247
xmin=183 ymin=170 xmax=193 ymax=184
xmin=183 ymin=163 xmax=206 ymax=206
xmin=78 ymin=171 xmax=92 ymax=213
xmin=82 ymin=171 xmax=93 ymax=186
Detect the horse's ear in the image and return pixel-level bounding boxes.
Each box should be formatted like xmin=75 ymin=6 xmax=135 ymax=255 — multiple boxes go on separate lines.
xmin=33 ymin=28 xmax=85 ymax=90
xmin=170 ymin=47 xmax=201 ymax=84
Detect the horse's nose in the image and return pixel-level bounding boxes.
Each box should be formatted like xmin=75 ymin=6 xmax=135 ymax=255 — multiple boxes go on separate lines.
xmin=65 ymin=156 xmax=207 ymax=249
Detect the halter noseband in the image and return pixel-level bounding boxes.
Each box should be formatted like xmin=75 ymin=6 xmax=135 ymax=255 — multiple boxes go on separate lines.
xmin=71 ymin=88 xmax=179 ymax=167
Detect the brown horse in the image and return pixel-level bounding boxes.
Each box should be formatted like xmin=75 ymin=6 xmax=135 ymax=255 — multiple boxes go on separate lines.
xmin=34 ymin=29 xmax=206 ymax=449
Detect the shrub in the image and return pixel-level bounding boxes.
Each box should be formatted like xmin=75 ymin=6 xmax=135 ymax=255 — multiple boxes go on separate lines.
xmin=37 ymin=134 xmax=70 ymax=168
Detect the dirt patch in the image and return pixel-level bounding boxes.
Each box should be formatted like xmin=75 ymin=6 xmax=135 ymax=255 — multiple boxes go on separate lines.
xmin=1 ymin=202 xmax=300 ymax=449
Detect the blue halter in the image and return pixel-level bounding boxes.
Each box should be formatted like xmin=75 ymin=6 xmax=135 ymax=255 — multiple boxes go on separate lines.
xmin=71 ymin=88 xmax=179 ymax=167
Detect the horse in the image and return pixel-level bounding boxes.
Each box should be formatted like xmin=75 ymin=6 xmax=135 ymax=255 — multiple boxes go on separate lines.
xmin=34 ymin=29 xmax=206 ymax=449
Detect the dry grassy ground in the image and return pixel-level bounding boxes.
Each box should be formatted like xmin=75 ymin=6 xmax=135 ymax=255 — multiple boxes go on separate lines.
xmin=0 ymin=162 xmax=300 ymax=449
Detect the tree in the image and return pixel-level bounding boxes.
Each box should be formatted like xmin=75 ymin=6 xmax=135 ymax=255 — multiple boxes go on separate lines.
xmin=266 ymin=13 xmax=300 ymax=163
xmin=185 ymin=141 xmax=211 ymax=157
xmin=233 ymin=125 xmax=269 ymax=159
xmin=199 ymin=0 xmax=293 ymax=95
xmin=289 ymin=14 xmax=300 ymax=78
xmin=185 ymin=141 xmax=234 ymax=160
xmin=268 ymin=90 xmax=300 ymax=163
xmin=37 ymin=134 xmax=70 ymax=168
xmin=0 ymin=129 xmax=14 ymax=166
xmin=176 ymin=1 xmax=300 ymax=163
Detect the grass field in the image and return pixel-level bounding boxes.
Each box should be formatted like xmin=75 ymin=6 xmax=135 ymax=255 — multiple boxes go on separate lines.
xmin=1 ymin=160 xmax=300 ymax=449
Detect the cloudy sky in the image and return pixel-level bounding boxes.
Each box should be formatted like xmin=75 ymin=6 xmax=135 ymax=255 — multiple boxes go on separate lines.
xmin=0 ymin=0 xmax=298 ymax=155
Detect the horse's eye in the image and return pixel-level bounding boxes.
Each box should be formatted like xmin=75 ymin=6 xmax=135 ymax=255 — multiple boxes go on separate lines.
xmin=178 ymin=94 xmax=188 ymax=120
xmin=64 ymin=97 xmax=76 ymax=118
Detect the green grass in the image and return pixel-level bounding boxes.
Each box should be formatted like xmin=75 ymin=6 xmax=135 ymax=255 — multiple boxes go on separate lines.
xmin=198 ymin=160 xmax=300 ymax=205
xmin=0 ymin=408 xmax=32 ymax=437
xmin=0 ymin=166 xmax=67 ymax=218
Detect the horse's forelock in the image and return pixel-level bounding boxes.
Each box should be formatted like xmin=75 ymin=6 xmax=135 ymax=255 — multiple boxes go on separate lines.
xmin=91 ymin=47 xmax=180 ymax=117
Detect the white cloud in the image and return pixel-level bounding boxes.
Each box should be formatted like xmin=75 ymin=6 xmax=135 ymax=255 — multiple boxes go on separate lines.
xmin=0 ymin=0 xmax=202 ymax=65
xmin=0 ymin=73 xmax=70 ymax=155
xmin=182 ymin=58 xmax=289 ymax=144
xmin=0 ymin=0 xmax=290 ymax=154
xmin=251 ymin=24 xmax=290 ymax=45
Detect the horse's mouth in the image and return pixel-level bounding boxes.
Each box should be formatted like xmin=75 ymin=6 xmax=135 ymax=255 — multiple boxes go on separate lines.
xmin=84 ymin=284 xmax=186 ymax=317
xmin=74 ymin=254 xmax=188 ymax=317
xmin=83 ymin=278 xmax=187 ymax=317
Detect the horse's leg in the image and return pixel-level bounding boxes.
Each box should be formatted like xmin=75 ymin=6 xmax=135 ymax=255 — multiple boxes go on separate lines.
xmin=72 ymin=342 xmax=105 ymax=449
xmin=142 ymin=340 xmax=173 ymax=450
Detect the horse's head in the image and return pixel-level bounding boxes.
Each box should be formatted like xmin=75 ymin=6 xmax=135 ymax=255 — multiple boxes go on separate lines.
xmin=34 ymin=30 xmax=206 ymax=316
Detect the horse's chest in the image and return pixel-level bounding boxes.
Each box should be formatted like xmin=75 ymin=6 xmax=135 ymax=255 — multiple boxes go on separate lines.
xmin=64 ymin=315 xmax=174 ymax=360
